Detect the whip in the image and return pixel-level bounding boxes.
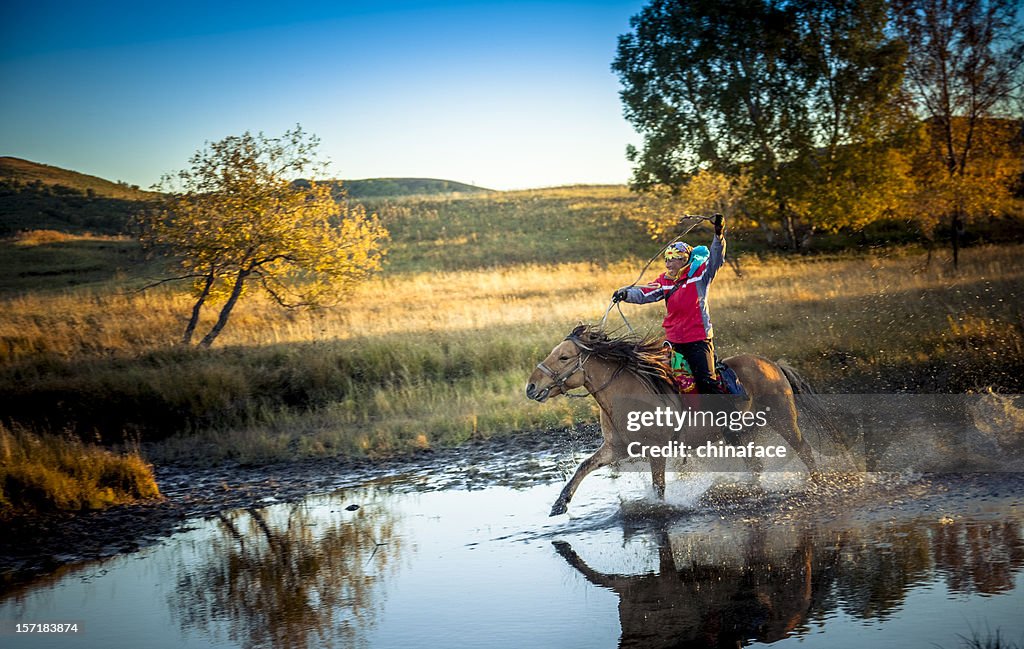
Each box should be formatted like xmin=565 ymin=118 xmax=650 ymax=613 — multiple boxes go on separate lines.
xmin=599 ymin=214 xmax=715 ymax=332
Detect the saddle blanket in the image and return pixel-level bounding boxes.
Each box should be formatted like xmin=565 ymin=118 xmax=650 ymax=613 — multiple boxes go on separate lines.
xmin=668 ymin=350 xmax=747 ymax=397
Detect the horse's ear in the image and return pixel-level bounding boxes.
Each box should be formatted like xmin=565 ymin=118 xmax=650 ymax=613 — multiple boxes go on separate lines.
xmin=569 ymin=323 xmax=586 ymax=338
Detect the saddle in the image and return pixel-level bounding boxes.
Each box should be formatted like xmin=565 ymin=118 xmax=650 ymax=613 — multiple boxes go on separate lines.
xmin=666 ymin=347 xmax=746 ymax=396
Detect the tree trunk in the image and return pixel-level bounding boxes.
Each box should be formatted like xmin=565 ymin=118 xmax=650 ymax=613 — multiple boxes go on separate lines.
xmin=200 ymin=269 xmax=250 ymax=348
xmin=951 ymin=210 xmax=962 ymax=272
xmin=182 ymin=272 xmax=215 ymax=345
xmin=781 ymin=210 xmax=800 ymax=251
xmin=799 ymin=228 xmax=816 ymax=250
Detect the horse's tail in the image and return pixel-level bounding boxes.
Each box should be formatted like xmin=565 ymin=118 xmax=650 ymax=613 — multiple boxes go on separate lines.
xmin=777 ymin=361 xmax=851 ymax=457
xmin=777 ymin=361 xmax=814 ymax=396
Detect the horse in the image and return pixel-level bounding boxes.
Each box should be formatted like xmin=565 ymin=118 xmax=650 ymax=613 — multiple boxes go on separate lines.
xmin=525 ymin=324 xmax=832 ymax=516
xmin=552 ymin=524 xmax=822 ymax=648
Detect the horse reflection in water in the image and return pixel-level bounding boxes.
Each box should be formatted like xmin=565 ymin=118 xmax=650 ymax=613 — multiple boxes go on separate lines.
xmin=554 ymin=525 xmax=821 ymax=648
xmin=553 ymin=516 xmax=1024 ymax=648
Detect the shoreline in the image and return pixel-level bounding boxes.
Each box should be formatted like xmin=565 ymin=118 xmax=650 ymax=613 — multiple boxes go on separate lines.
xmin=0 ymin=426 xmax=598 ymax=593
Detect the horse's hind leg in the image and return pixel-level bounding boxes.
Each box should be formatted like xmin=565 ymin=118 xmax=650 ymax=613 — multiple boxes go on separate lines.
xmin=769 ymin=395 xmax=818 ymax=474
xmin=551 ymin=443 xmax=617 ymax=516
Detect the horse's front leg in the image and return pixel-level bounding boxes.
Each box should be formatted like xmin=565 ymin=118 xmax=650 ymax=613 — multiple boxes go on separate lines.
xmin=649 ymin=455 xmax=666 ymax=500
xmin=551 ymin=443 xmax=617 ymax=516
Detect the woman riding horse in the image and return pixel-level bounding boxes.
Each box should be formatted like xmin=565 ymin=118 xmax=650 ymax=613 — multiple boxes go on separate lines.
xmin=613 ymin=213 xmax=727 ymax=396
xmin=526 ymin=325 xmax=824 ymax=516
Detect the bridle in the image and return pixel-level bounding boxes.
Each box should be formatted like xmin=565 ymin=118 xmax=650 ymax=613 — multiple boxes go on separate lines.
xmin=534 ymin=339 xmax=625 ymax=400
xmin=534 ymin=351 xmax=589 ymax=396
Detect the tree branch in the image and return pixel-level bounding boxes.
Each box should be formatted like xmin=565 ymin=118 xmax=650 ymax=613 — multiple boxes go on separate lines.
xmin=134 ymin=273 xmax=211 ymax=293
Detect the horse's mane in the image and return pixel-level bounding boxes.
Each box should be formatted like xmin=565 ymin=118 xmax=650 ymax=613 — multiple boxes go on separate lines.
xmin=566 ymin=324 xmax=676 ymax=393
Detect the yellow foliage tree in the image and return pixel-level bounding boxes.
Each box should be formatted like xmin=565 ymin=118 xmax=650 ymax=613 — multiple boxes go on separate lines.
xmin=140 ymin=126 xmax=388 ymax=347
xmin=905 ymin=117 xmax=1023 ymax=260
xmin=625 ymin=170 xmax=751 ymax=240
xmin=891 ymin=0 xmax=1024 ymax=267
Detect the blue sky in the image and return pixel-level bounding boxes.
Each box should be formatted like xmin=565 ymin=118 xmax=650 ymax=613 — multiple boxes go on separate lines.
xmin=0 ymin=1 xmax=645 ymax=190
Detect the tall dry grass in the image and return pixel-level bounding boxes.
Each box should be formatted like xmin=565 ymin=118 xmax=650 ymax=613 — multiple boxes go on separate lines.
xmin=0 ymin=423 xmax=160 ymax=516
xmin=1 ymin=242 xmax=1021 ymax=464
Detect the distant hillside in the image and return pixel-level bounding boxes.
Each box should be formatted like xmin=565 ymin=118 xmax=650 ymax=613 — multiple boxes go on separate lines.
xmin=0 ymin=157 xmax=154 ymax=201
xmin=0 ymin=158 xmax=497 ymax=235
xmin=338 ymin=178 xmax=491 ymax=198
xmin=0 ymin=158 xmax=155 ymax=236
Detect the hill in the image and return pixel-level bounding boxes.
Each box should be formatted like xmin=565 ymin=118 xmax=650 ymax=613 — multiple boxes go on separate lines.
xmin=337 ymin=178 xmax=491 ymax=198
xmin=0 ymin=158 xmax=157 ymax=236
xmin=0 ymin=157 xmax=154 ymax=201
xmin=0 ymin=158 xmax=494 ymax=235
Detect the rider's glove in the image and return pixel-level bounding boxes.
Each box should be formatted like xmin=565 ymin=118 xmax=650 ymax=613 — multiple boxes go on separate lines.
xmin=612 ymin=288 xmax=629 ymax=303
xmin=713 ymin=213 xmax=725 ymax=236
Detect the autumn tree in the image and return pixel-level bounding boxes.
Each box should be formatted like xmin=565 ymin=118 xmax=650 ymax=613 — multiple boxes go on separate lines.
xmin=140 ymin=127 xmax=388 ymax=347
xmin=613 ymin=0 xmax=912 ymax=249
xmin=624 ymin=169 xmax=752 ymax=240
xmin=890 ymin=0 xmax=1024 ymax=268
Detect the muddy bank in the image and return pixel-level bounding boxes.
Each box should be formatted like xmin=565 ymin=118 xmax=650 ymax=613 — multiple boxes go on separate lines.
xmin=0 ymin=426 xmax=599 ymax=592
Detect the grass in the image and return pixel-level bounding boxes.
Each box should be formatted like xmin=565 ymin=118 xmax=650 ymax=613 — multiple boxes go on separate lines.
xmin=951 ymin=626 xmax=1024 ymax=649
xmin=1 ymin=241 xmax=1021 ymax=469
xmin=368 ymin=185 xmax=657 ymax=273
xmin=0 ymin=232 xmax=145 ymax=294
xmin=0 ymin=185 xmax=1022 ymax=505
xmin=0 ymin=423 xmax=160 ymax=517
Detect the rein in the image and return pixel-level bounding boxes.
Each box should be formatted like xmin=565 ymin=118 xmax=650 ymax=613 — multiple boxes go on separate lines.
xmin=599 ymin=214 xmax=714 ymax=334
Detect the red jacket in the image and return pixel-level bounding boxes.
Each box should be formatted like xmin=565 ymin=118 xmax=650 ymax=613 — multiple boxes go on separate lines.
xmin=623 ymin=234 xmax=725 ymax=344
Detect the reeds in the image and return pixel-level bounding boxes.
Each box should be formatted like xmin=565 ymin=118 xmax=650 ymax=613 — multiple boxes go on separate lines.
xmin=0 ymin=423 xmax=160 ymax=516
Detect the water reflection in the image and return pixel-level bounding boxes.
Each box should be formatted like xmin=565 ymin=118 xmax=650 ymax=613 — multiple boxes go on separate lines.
xmin=933 ymin=521 xmax=1024 ymax=595
xmin=170 ymin=492 xmax=405 ymax=649
xmin=554 ymin=516 xmax=1024 ymax=648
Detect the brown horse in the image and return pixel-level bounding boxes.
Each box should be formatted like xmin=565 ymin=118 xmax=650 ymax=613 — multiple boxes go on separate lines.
xmin=526 ymin=325 xmax=828 ymax=516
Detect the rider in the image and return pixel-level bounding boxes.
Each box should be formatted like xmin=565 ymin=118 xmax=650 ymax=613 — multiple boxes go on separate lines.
xmin=612 ymin=214 xmax=727 ymax=395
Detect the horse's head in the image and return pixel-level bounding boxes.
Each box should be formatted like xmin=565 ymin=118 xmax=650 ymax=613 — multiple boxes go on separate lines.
xmin=525 ymin=336 xmax=588 ymax=403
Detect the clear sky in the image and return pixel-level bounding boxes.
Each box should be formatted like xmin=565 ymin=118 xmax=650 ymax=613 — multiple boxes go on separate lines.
xmin=0 ymin=1 xmax=646 ymax=190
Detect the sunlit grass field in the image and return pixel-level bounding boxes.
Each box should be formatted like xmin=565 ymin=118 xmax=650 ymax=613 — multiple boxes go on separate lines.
xmin=1 ymin=187 xmax=1022 ymax=476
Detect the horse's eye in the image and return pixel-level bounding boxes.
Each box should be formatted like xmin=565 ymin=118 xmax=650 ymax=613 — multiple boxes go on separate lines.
xmin=559 ymin=355 xmax=570 ymax=361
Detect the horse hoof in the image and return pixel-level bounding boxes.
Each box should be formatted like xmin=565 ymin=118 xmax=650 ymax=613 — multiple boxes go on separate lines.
xmin=550 ymin=502 xmax=568 ymax=516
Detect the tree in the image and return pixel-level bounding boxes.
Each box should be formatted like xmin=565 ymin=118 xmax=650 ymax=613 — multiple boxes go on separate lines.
xmin=624 ymin=169 xmax=752 ymax=240
xmin=613 ymin=0 xmax=912 ymax=249
xmin=140 ymin=127 xmax=388 ymax=347
xmin=891 ymin=0 xmax=1024 ymax=267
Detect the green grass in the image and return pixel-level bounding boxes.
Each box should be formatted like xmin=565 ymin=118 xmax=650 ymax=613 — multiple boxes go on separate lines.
xmin=0 ymin=232 xmax=147 ymax=293
xmin=368 ymin=185 xmax=658 ymax=273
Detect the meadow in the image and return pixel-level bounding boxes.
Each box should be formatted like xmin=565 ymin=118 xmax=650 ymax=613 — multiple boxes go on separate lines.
xmin=1 ymin=186 xmax=1022 ymax=513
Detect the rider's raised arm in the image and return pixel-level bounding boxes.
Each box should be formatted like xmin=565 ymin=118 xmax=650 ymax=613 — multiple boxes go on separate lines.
xmin=702 ymin=232 xmax=726 ymax=287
